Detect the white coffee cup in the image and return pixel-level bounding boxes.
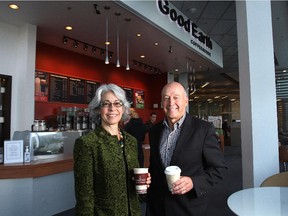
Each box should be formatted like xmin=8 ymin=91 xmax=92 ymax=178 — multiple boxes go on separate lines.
xmin=164 ymin=166 xmax=181 ymax=191
xmin=133 ymin=168 xmax=149 ymax=194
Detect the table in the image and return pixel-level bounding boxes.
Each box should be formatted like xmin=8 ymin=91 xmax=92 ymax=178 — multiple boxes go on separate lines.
xmin=227 ymin=187 xmax=288 ymax=216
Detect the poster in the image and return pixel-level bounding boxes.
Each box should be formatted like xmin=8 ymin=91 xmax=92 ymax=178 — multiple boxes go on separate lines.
xmin=35 ymin=71 xmax=49 ymax=102
xmin=123 ymin=87 xmax=134 ymax=107
xmin=135 ymin=90 xmax=144 ymax=109
xmin=208 ymin=116 xmax=222 ymax=129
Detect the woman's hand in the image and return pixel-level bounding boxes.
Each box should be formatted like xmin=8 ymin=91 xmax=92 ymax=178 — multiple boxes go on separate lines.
xmin=146 ymin=172 xmax=151 ymax=188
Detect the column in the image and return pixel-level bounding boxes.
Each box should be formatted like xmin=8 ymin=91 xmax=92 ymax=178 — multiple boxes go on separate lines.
xmin=236 ymin=0 xmax=279 ymax=187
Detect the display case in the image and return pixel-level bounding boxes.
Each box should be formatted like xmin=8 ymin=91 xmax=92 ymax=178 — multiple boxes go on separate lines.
xmin=12 ymin=130 xmax=82 ymax=160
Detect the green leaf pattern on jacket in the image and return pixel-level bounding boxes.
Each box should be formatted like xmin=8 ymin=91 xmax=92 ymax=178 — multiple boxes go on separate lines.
xmin=74 ymin=126 xmax=141 ymax=216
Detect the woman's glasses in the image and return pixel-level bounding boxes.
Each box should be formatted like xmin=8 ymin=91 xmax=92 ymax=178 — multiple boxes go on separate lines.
xmin=100 ymin=100 xmax=124 ymax=108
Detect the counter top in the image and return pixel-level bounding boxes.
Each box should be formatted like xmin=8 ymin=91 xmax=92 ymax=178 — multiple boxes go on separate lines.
xmin=0 ymin=154 xmax=73 ymax=179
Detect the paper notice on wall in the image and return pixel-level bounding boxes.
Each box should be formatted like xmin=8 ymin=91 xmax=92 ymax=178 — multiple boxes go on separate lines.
xmin=208 ymin=116 xmax=222 ymax=129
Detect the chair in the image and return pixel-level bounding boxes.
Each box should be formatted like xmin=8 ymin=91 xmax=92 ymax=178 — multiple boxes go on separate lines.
xmin=279 ymin=145 xmax=288 ymax=172
xmin=260 ymin=171 xmax=288 ymax=187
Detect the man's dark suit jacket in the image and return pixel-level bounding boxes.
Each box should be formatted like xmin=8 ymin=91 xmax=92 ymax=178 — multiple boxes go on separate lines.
xmin=147 ymin=114 xmax=227 ymax=216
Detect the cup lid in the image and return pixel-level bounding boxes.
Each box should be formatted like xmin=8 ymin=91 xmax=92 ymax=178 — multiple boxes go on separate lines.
xmin=164 ymin=166 xmax=181 ymax=175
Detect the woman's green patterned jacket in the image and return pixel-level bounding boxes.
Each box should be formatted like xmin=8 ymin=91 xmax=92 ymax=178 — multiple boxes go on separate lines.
xmin=74 ymin=126 xmax=141 ymax=216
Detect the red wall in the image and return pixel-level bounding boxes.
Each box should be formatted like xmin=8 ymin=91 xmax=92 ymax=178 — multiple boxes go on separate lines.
xmin=35 ymin=42 xmax=166 ymax=123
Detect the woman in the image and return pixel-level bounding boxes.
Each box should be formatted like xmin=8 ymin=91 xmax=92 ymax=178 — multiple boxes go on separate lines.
xmin=74 ymin=83 xmax=150 ymax=216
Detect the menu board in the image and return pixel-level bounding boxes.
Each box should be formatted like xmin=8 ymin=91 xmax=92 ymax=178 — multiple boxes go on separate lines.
xmin=86 ymin=80 xmax=100 ymax=104
xmin=49 ymin=74 xmax=68 ymax=102
xmin=69 ymin=77 xmax=85 ymax=104
xmin=42 ymin=71 xmax=129 ymax=105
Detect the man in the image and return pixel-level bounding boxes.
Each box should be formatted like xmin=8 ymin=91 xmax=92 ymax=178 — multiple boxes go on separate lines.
xmin=147 ymin=82 xmax=227 ymax=216
xmin=222 ymin=119 xmax=230 ymax=140
xmin=124 ymin=108 xmax=146 ymax=168
xmin=145 ymin=112 xmax=157 ymax=132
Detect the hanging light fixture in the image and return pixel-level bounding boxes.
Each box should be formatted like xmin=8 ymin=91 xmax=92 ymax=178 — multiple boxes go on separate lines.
xmin=126 ymin=35 xmax=130 ymax=70
xmin=125 ymin=18 xmax=131 ymax=70
xmin=189 ymin=67 xmax=196 ymax=95
xmin=115 ymin=12 xmax=121 ymax=67
xmin=104 ymin=6 xmax=110 ymax=64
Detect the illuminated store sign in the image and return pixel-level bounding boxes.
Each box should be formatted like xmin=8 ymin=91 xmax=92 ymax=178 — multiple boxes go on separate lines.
xmin=158 ymin=0 xmax=212 ymax=50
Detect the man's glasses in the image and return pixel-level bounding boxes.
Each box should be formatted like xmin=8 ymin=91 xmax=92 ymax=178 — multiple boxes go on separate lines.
xmin=100 ymin=100 xmax=124 ymax=108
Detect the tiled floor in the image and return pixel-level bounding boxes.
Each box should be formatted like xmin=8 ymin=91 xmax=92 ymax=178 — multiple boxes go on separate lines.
xmin=55 ymin=145 xmax=243 ymax=216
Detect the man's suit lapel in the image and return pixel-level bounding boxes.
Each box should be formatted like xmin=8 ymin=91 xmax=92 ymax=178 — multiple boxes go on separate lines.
xmin=171 ymin=114 xmax=196 ymax=164
xmin=153 ymin=122 xmax=165 ymax=168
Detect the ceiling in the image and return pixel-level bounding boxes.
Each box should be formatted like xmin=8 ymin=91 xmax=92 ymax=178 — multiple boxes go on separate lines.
xmin=0 ymin=1 xmax=287 ymax=102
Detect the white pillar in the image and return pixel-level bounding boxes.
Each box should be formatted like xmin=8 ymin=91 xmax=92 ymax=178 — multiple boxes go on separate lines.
xmin=236 ymin=0 xmax=279 ymax=188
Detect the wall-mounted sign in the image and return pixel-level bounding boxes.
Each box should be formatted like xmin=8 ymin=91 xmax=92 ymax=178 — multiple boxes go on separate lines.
xmin=118 ymin=0 xmax=223 ymax=67
xmin=158 ymin=1 xmax=212 ymax=51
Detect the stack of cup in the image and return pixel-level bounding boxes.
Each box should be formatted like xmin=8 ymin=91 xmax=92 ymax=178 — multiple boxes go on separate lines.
xmin=133 ymin=168 xmax=149 ymax=194
xmin=164 ymin=166 xmax=181 ymax=191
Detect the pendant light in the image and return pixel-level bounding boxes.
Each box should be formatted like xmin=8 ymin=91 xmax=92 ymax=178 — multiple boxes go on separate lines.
xmin=126 ymin=36 xmax=130 ymax=70
xmin=104 ymin=6 xmax=110 ymax=64
xmin=115 ymin=13 xmax=121 ymax=67
xmin=125 ymin=18 xmax=131 ymax=70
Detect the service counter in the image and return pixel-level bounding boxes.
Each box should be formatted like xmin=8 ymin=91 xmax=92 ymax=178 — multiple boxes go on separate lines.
xmin=0 ymin=154 xmax=75 ymax=216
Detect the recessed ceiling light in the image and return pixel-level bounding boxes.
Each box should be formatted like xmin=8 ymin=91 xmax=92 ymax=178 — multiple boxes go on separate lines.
xmin=9 ymin=4 xmax=20 ymax=10
xmin=136 ymin=33 xmax=141 ymax=37
xmin=154 ymin=42 xmax=159 ymax=46
xmin=175 ymin=69 xmax=178 ymax=72
xmin=140 ymin=55 xmax=145 ymax=58
xmin=105 ymin=41 xmax=111 ymax=45
xmin=283 ymin=69 xmax=287 ymax=72
xmin=65 ymin=26 xmax=73 ymax=31
xmin=189 ymin=7 xmax=197 ymax=13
